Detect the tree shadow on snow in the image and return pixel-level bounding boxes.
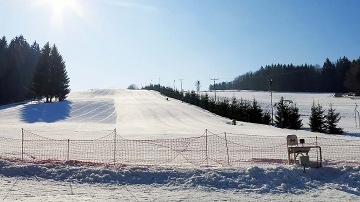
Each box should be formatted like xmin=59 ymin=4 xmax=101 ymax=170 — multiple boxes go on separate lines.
xmin=21 ymin=101 xmax=72 ymax=123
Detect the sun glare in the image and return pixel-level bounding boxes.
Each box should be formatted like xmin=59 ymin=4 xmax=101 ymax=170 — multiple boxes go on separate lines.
xmin=37 ymin=0 xmax=84 ymax=29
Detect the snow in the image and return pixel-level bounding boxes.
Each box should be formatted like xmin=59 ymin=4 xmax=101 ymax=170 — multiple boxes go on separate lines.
xmin=0 ymin=89 xmax=360 ymax=201
xmin=1 ymin=160 xmax=359 ymax=201
xmin=0 ymin=161 xmax=360 ymax=201
xmin=212 ymin=90 xmax=360 ymax=136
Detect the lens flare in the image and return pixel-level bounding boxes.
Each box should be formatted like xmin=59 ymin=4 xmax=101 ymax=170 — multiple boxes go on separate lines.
xmin=37 ymin=0 xmax=84 ymax=29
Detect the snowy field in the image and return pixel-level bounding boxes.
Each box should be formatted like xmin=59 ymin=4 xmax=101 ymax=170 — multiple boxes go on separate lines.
xmin=0 ymin=89 xmax=359 ymax=201
xmin=209 ymin=90 xmax=360 ymax=136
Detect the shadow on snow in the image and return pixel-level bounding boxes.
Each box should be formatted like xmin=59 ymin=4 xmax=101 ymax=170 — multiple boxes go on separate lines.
xmin=21 ymin=101 xmax=72 ymax=123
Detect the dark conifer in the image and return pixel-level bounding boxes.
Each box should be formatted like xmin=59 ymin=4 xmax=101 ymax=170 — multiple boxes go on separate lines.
xmin=0 ymin=36 xmax=8 ymax=104
xmin=238 ymin=99 xmax=250 ymax=122
xmin=7 ymin=36 xmax=31 ymax=103
xmin=199 ymin=93 xmax=209 ymax=110
xmin=32 ymin=42 xmax=51 ymax=102
xmin=309 ymin=102 xmax=326 ymax=133
xmin=248 ymin=99 xmax=263 ymax=123
xmin=32 ymin=43 xmax=70 ymax=102
xmin=275 ymin=97 xmax=302 ymax=129
xmin=274 ymin=97 xmax=290 ymax=128
xmin=227 ymin=96 xmax=238 ymax=120
xmin=49 ymin=45 xmax=70 ymax=101
xmin=344 ymin=58 xmax=360 ymax=95
xmin=261 ymin=111 xmax=271 ymax=125
xmin=325 ymin=104 xmax=343 ymax=134
xmin=288 ymin=104 xmax=302 ymax=129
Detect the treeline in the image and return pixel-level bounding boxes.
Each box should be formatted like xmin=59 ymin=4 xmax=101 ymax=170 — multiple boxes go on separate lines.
xmin=142 ymin=85 xmax=344 ymax=134
xmin=0 ymin=35 xmax=70 ymax=105
xmin=211 ymin=57 xmax=360 ymax=94
xmin=143 ymin=84 xmax=271 ymax=125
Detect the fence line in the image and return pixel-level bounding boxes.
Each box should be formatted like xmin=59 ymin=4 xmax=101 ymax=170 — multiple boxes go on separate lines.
xmin=0 ymin=129 xmax=359 ymax=167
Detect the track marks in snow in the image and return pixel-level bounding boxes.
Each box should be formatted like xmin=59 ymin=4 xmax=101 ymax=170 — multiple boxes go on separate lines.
xmin=114 ymin=90 xmax=230 ymax=137
xmin=67 ymin=101 xmax=116 ymax=123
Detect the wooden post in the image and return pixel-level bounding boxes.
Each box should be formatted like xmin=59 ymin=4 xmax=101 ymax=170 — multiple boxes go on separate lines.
xmin=319 ymin=146 xmax=322 ymax=167
xmin=67 ymin=139 xmax=70 ymax=161
xmin=21 ymin=128 xmax=24 ymax=161
xmin=205 ymin=129 xmax=208 ymax=167
xmin=224 ymin=132 xmax=230 ymax=166
xmin=114 ymin=129 xmax=117 ymax=166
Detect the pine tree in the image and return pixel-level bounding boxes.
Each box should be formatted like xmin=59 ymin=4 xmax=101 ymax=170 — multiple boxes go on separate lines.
xmin=227 ymin=96 xmax=238 ymax=120
xmin=288 ymin=104 xmax=303 ymax=129
xmin=275 ymin=97 xmax=302 ymax=129
xmin=214 ymin=98 xmax=229 ymax=117
xmin=248 ymin=99 xmax=263 ymax=123
xmin=7 ymin=36 xmax=32 ymax=103
xmin=199 ymin=93 xmax=209 ymax=110
xmin=261 ymin=111 xmax=271 ymax=125
xmin=32 ymin=43 xmax=70 ymax=102
xmin=325 ymin=104 xmax=343 ymax=134
xmin=49 ymin=45 xmax=70 ymax=101
xmin=32 ymin=42 xmax=51 ymax=102
xmin=344 ymin=58 xmax=360 ymax=95
xmin=275 ymin=97 xmax=290 ymax=128
xmin=309 ymin=102 xmax=326 ymax=133
xmin=0 ymin=36 xmax=8 ymax=104
xmin=321 ymin=58 xmax=336 ymax=92
xmin=24 ymin=41 xmax=41 ymax=99
xmin=238 ymin=99 xmax=250 ymax=122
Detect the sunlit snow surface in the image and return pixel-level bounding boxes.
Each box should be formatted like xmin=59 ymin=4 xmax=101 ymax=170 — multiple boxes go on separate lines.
xmin=0 ymin=89 xmax=359 ymax=201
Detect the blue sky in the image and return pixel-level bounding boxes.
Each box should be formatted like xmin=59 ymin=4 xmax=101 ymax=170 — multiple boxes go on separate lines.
xmin=1 ymin=0 xmax=360 ymax=91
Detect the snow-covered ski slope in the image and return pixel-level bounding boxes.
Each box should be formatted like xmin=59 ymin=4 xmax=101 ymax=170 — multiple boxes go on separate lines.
xmin=1 ymin=88 xmax=359 ymax=140
xmin=0 ymin=89 xmax=360 ymax=201
xmin=0 ymin=89 xmax=359 ymax=166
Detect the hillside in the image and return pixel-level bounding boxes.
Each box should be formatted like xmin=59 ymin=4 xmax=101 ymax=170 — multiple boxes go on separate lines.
xmin=0 ymin=89 xmax=306 ymax=140
xmin=0 ymin=89 xmax=359 ymax=201
xmin=2 ymin=88 xmax=359 ymax=140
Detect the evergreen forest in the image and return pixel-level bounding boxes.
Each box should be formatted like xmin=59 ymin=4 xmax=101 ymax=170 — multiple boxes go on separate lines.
xmin=0 ymin=35 xmax=70 ymax=105
xmin=211 ymin=57 xmax=360 ymax=95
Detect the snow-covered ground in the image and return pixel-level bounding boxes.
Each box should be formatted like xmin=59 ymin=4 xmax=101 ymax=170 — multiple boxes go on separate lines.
xmin=212 ymin=90 xmax=360 ymax=136
xmin=0 ymin=89 xmax=359 ymax=201
xmin=0 ymin=160 xmax=359 ymax=201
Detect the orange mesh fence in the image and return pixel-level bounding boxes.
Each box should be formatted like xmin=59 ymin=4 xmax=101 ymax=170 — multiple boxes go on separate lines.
xmin=315 ymin=137 xmax=360 ymax=165
xmin=0 ymin=137 xmax=22 ymax=160
xmin=22 ymin=130 xmax=68 ymax=161
xmin=0 ymin=129 xmax=359 ymax=166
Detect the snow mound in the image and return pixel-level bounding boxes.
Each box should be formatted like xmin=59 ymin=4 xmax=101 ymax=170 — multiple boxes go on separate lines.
xmin=0 ymin=160 xmax=359 ymax=195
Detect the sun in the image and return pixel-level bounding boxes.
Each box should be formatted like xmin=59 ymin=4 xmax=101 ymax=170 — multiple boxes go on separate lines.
xmin=37 ymin=0 xmax=84 ymax=29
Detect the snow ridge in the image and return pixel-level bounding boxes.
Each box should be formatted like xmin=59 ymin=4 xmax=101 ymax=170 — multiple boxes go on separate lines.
xmin=0 ymin=160 xmax=359 ymax=195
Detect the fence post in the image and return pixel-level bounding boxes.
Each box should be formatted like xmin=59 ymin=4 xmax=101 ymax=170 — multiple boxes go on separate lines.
xmin=21 ymin=128 xmax=24 ymax=161
xmin=205 ymin=129 xmax=208 ymax=167
xmin=315 ymin=136 xmax=319 ymax=166
xmin=67 ymin=139 xmax=70 ymax=161
xmin=355 ymin=104 xmax=358 ymax=128
xmin=224 ymin=132 xmax=230 ymax=166
xmin=114 ymin=129 xmax=117 ymax=166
